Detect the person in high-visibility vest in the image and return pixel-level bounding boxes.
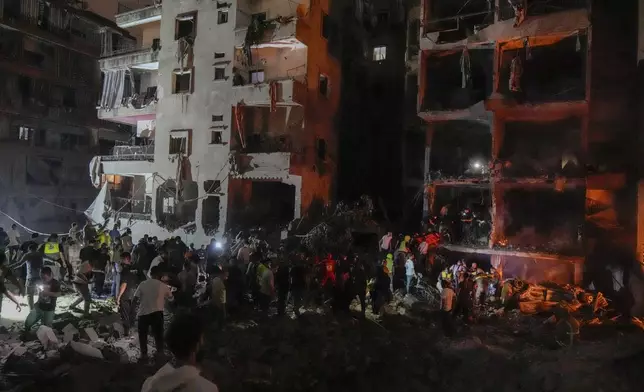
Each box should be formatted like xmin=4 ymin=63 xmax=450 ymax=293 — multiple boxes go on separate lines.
xmin=42 ymin=234 xmax=71 ymax=281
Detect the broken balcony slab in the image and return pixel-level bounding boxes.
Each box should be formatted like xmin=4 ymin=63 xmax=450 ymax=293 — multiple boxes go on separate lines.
xmin=100 ymin=47 xmax=160 ymax=71
xmin=115 ymin=4 xmax=162 ymax=29
xmin=485 ymin=99 xmax=588 ymax=121
xmin=418 ymin=103 xmax=492 ymax=123
xmin=494 ymin=177 xmax=586 ymax=190
xmin=427 ymin=178 xmax=491 ymax=188
xmin=233 ymin=79 xmax=306 ymax=107
xmin=232 ymin=152 xmax=292 ymax=180
xmin=420 ymin=9 xmax=590 ymax=51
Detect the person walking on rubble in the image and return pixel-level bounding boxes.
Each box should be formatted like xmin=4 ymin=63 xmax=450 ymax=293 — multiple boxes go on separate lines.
xmin=371 ymin=265 xmax=391 ymax=316
xmin=350 ymin=257 xmax=368 ymax=317
xmin=17 ymin=243 xmax=42 ymax=310
xmin=68 ymin=253 xmax=93 ymax=317
xmin=135 ymin=266 xmax=173 ymax=361
xmin=24 ymin=267 xmax=61 ymax=332
xmin=117 ymin=252 xmax=142 ymax=336
xmin=258 ymin=259 xmax=274 ymax=314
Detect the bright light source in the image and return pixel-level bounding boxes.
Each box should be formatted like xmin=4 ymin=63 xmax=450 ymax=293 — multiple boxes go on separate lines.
xmin=472 ymin=162 xmax=482 ymax=169
xmin=215 ymin=242 xmax=223 ymax=249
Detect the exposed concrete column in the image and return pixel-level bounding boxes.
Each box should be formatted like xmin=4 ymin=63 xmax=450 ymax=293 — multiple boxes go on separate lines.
xmin=423 ymin=125 xmax=435 ymax=216
xmin=490 ymin=115 xmax=504 ymax=246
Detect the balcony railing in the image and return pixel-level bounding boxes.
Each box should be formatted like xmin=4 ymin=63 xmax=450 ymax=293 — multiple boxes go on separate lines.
xmin=102 ymin=145 xmax=154 ymax=161
xmin=111 ymin=196 xmax=152 ymax=219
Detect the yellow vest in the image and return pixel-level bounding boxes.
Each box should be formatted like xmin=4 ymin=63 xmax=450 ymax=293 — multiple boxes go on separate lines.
xmin=441 ymin=269 xmax=452 ymax=281
xmin=44 ymin=242 xmax=60 ymax=255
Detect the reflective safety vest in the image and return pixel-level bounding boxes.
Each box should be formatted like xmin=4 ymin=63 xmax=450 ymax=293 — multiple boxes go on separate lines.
xmin=440 ymin=269 xmax=453 ymax=281
xmin=44 ymin=242 xmax=60 ymax=255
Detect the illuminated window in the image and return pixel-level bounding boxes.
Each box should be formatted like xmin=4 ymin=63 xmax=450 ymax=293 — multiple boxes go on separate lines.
xmin=373 ymin=46 xmax=387 ymax=61
xmin=250 ymin=70 xmax=265 ymax=84
xmin=103 ymin=174 xmax=123 ymax=190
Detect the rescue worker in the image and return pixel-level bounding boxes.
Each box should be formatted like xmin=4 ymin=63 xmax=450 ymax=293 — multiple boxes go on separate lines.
xmin=320 ymin=253 xmax=336 ymax=288
xmin=460 ymin=207 xmax=474 ymax=244
xmin=42 ymin=234 xmax=71 ymax=281
xmin=275 ymin=260 xmax=291 ymax=316
xmin=437 ymin=267 xmax=453 ymax=292
xmin=371 ymin=265 xmax=391 ymax=315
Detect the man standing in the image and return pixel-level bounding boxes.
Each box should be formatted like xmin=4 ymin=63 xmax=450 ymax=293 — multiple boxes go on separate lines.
xmin=134 ymin=266 xmax=173 ymax=360
xmin=121 ymin=228 xmax=134 ymax=254
xmin=236 ymin=240 xmax=251 ymax=265
xmin=0 ymin=271 xmax=22 ymax=318
xmin=18 ymin=244 xmax=43 ymax=310
xmin=0 ymin=227 xmax=9 ymax=265
xmin=42 ymin=234 xmax=70 ymax=281
xmin=440 ymin=279 xmax=456 ymax=337
xmin=92 ymin=245 xmax=110 ymax=296
xmin=69 ymin=256 xmax=93 ymax=317
xmin=24 ymin=267 xmax=61 ymax=331
xmin=116 ymin=252 xmax=140 ymax=335
xmin=405 ymin=254 xmax=416 ymax=294
xmin=7 ymin=224 xmax=20 ymax=263
xmin=379 ymin=231 xmax=393 ymax=256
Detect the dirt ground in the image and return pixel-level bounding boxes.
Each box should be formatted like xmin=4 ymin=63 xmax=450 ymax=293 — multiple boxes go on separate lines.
xmin=4 ymin=303 xmax=644 ymax=392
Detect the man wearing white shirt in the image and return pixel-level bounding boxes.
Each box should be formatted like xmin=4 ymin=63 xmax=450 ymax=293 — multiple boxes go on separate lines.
xmin=135 ymin=266 xmax=173 ymax=360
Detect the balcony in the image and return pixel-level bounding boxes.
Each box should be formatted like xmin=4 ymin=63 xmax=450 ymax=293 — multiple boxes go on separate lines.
xmin=232 ymin=152 xmax=292 ymax=180
xmin=100 ymin=46 xmax=160 ymax=71
xmin=234 ymin=17 xmax=299 ymax=48
xmin=115 ymin=4 xmax=162 ymax=29
xmin=100 ymin=145 xmax=155 ymax=175
xmin=98 ymin=85 xmax=158 ymax=124
xmin=233 ymin=79 xmax=306 ymax=107
xmin=111 ymin=196 xmax=152 ymax=220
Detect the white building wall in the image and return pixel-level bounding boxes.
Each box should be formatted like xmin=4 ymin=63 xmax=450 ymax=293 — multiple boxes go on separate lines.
xmin=150 ymin=0 xmax=237 ymax=245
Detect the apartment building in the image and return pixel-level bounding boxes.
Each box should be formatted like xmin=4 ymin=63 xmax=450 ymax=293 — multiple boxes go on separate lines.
xmin=416 ymin=0 xmax=638 ymax=285
xmin=92 ymin=0 xmax=339 ymax=244
xmin=0 ymin=0 xmax=133 ymax=233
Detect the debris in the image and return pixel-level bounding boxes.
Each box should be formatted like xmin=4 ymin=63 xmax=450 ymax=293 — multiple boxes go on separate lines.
xmin=112 ymin=322 xmax=125 ymax=337
xmin=70 ymin=341 xmax=104 ymax=359
xmin=62 ymin=324 xmax=79 ymax=343
xmin=84 ymin=327 xmax=100 ymax=342
xmin=36 ymin=326 xmax=59 ymax=350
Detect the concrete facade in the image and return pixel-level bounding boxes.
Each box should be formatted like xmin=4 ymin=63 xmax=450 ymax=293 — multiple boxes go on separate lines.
xmin=94 ymin=0 xmax=339 ymax=245
xmin=0 ymin=0 xmax=131 ymax=234
xmin=415 ymin=0 xmax=638 ymax=285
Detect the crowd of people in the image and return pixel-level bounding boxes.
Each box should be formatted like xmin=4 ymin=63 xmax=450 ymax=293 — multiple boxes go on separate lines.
xmin=0 ymin=219 xmax=510 ymax=391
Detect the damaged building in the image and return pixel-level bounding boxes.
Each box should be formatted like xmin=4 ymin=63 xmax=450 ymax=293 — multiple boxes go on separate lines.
xmin=415 ymin=0 xmax=639 ymax=285
xmin=91 ymin=0 xmax=338 ymax=243
xmin=0 ymin=0 xmax=133 ymax=233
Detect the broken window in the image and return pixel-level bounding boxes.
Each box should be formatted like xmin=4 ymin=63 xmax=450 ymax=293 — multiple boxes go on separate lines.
xmin=218 ymin=10 xmax=229 ymax=24
xmin=422 ymin=49 xmax=494 ymax=111
xmin=249 ymin=70 xmax=265 ymax=84
xmin=372 ymin=46 xmax=387 ymax=61
xmin=498 ymin=118 xmax=583 ymax=178
xmin=216 ymin=1 xmax=230 ymax=8
xmin=251 ymin=12 xmax=267 ymax=24
xmin=214 ymin=67 xmax=226 ymax=80
xmin=318 ymin=74 xmax=329 ymax=97
xmin=321 ymin=12 xmax=330 ymax=39
xmin=214 ymin=52 xmax=225 ymax=59
xmin=169 ymin=129 xmax=191 ymax=155
xmin=175 ymin=12 xmax=197 ymax=40
xmin=172 ymin=69 xmax=193 ymax=94
xmin=429 ymin=121 xmax=492 ymax=180
xmin=202 ymin=196 xmax=221 ymax=235
xmin=210 ymin=131 xmax=223 ymax=144
xmin=502 ymin=189 xmax=585 ymax=254
xmin=499 ymin=35 xmax=587 ymax=103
